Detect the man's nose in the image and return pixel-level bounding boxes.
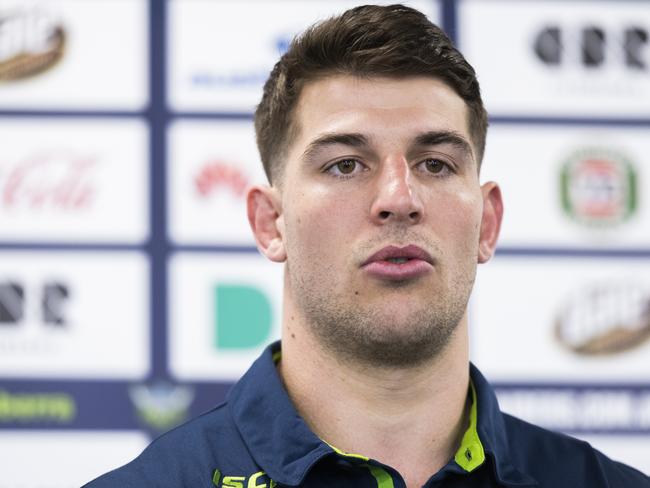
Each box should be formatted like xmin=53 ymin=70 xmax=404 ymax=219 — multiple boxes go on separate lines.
xmin=370 ymin=157 xmax=424 ymax=225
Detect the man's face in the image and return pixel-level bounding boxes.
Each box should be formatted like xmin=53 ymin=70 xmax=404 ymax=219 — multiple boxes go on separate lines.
xmin=258 ymin=75 xmax=501 ymax=367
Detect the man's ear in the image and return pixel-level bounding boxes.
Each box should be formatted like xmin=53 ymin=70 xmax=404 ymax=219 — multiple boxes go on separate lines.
xmin=247 ymin=185 xmax=287 ymax=262
xmin=478 ymin=181 xmax=503 ymax=264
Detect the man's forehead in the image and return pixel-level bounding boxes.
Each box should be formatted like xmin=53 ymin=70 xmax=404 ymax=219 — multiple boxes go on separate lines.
xmin=289 ymin=75 xmax=474 ymax=156
xmin=297 ymin=74 xmax=466 ymax=112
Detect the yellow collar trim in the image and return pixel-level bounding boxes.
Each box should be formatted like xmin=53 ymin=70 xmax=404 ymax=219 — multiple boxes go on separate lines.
xmin=454 ymin=381 xmax=486 ymax=472
xmin=326 ymin=442 xmax=369 ymax=461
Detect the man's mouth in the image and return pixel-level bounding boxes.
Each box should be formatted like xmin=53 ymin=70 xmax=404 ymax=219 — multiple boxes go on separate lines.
xmin=361 ymin=245 xmax=434 ymax=280
xmin=362 ymin=244 xmax=433 ymax=266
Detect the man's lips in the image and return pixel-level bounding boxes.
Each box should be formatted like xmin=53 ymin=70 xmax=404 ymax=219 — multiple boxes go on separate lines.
xmin=361 ymin=245 xmax=433 ymax=280
xmin=362 ymin=245 xmax=433 ymax=265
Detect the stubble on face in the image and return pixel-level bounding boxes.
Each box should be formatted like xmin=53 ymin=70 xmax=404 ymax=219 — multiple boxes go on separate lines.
xmin=277 ymin=75 xmax=484 ymax=370
xmin=285 ymin=226 xmax=478 ymax=369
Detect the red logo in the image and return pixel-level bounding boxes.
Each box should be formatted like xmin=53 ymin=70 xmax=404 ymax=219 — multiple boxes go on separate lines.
xmin=2 ymin=150 xmax=97 ymax=210
xmin=195 ymin=160 xmax=249 ymax=199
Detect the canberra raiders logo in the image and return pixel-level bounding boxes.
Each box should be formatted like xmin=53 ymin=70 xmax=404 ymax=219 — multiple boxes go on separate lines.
xmin=560 ymin=148 xmax=637 ymax=226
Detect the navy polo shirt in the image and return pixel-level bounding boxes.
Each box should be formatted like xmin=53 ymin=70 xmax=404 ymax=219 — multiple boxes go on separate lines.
xmin=85 ymin=342 xmax=650 ymax=487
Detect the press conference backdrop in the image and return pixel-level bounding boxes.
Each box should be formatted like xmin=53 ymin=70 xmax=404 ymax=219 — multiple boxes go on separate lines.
xmin=0 ymin=0 xmax=649 ymax=485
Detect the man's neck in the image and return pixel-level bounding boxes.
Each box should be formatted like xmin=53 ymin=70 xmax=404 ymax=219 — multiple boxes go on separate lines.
xmin=279 ymin=317 xmax=471 ymax=488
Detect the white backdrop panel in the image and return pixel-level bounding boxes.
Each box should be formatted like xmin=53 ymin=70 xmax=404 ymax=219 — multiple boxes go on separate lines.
xmin=471 ymin=256 xmax=650 ymax=382
xmin=480 ymin=125 xmax=649 ymax=249
xmin=0 ymin=118 xmax=149 ymax=243
xmin=168 ymin=0 xmax=440 ymax=112
xmin=0 ymin=0 xmax=148 ymax=110
xmin=459 ymin=0 xmax=650 ymax=117
xmin=169 ymin=252 xmax=283 ymax=381
xmin=167 ymin=119 xmax=265 ymax=245
xmin=0 ymin=252 xmax=150 ymax=379
xmin=0 ymin=430 xmax=150 ymax=488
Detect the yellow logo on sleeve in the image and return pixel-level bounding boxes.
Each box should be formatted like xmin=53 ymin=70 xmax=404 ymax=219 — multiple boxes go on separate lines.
xmin=212 ymin=469 xmax=277 ymax=488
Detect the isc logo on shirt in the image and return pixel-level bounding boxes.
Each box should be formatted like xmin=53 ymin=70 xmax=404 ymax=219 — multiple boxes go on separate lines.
xmin=212 ymin=469 xmax=277 ymax=488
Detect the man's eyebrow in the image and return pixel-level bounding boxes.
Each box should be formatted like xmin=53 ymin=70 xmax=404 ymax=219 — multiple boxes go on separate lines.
xmin=412 ymin=131 xmax=474 ymax=159
xmin=300 ymin=133 xmax=369 ymax=160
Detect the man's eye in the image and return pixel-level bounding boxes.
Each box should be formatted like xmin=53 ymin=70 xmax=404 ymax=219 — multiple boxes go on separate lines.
xmin=422 ymin=158 xmax=449 ymax=175
xmin=328 ymin=159 xmax=362 ymax=176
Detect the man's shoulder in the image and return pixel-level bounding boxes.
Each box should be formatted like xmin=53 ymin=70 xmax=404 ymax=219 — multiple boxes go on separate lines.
xmin=501 ymin=412 xmax=650 ymax=487
xmin=82 ymin=401 xmax=248 ymax=487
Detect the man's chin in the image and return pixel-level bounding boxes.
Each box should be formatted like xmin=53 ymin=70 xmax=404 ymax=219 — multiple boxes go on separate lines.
xmin=360 ymin=294 xmax=436 ymax=319
xmin=312 ymin=307 xmax=461 ymax=369
xmin=336 ymin=327 xmax=456 ymax=369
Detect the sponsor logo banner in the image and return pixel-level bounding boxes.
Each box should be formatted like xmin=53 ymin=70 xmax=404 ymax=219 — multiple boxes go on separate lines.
xmin=0 ymin=118 xmax=149 ymax=243
xmin=0 ymin=389 xmax=75 ymax=424
xmin=0 ymin=5 xmax=65 ymax=81
xmin=496 ymin=388 xmax=650 ymax=434
xmin=169 ymin=252 xmax=283 ymax=381
xmin=0 ymin=252 xmax=149 ymax=379
xmin=0 ymin=430 xmax=149 ymax=488
xmin=554 ymin=281 xmax=650 ymax=356
xmin=459 ymin=0 xmax=650 ymax=117
xmin=167 ymin=0 xmax=439 ymax=112
xmin=167 ymin=120 xmax=265 ymax=245
xmin=0 ymin=0 xmax=148 ymax=110
xmin=480 ymin=125 xmax=649 ymax=248
xmin=560 ymin=147 xmax=637 ymax=227
xmin=496 ymin=390 xmax=650 ymax=473
xmin=471 ymin=257 xmax=650 ymax=382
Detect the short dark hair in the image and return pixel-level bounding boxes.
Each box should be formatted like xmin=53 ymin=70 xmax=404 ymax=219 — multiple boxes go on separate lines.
xmin=254 ymin=3 xmax=487 ymax=184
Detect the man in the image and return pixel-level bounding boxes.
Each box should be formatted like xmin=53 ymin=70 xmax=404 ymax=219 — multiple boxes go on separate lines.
xmin=85 ymin=4 xmax=650 ymax=487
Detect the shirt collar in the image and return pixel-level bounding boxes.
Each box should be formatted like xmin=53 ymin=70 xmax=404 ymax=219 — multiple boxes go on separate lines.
xmin=228 ymin=341 xmax=330 ymax=485
xmin=228 ymin=341 xmax=538 ymax=487
xmin=470 ymin=364 xmax=539 ymax=487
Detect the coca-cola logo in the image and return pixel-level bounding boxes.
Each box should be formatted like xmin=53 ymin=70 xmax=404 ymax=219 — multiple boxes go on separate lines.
xmin=195 ymin=160 xmax=250 ymax=199
xmin=1 ymin=150 xmax=98 ymax=210
xmin=0 ymin=7 xmax=66 ymax=81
